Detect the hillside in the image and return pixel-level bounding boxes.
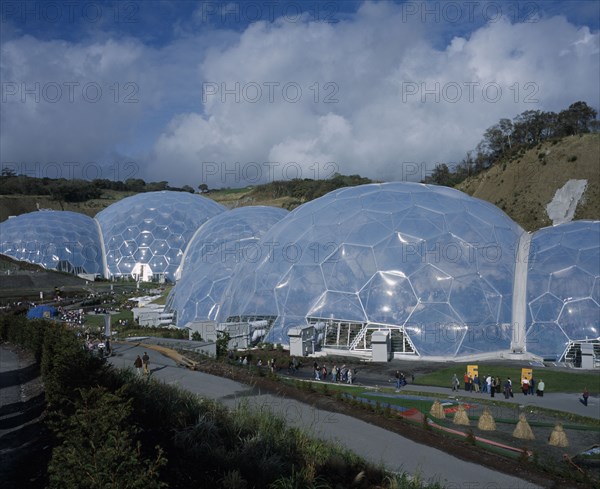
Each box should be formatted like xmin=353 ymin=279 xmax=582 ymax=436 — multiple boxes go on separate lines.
xmin=456 ymin=133 xmax=600 ymax=231
xmin=1 ymin=136 xmax=598 ymax=231
xmin=0 ymin=175 xmax=373 ymax=221
xmin=0 ymin=190 xmax=137 ymax=222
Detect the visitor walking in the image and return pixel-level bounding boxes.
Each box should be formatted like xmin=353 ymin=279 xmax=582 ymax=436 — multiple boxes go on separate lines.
xmin=452 ymin=374 xmax=460 ymax=392
xmin=581 ymin=387 xmax=589 ymax=406
xmin=134 ymin=355 xmax=143 ymax=375
xmin=142 ymin=351 xmax=150 ymax=375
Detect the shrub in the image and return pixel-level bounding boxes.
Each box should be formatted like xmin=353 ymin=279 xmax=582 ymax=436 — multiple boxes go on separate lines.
xmin=466 ymin=429 xmax=476 ymax=445
xmin=47 ymin=386 xmax=166 ymax=489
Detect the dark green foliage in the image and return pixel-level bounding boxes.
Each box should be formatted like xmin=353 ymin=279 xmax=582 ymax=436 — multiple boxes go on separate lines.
xmin=40 ymin=325 xmax=105 ymax=408
xmin=466 ymin=429 xmax=477 ymax=445
xmin=47 ymin=386 xmax=166 ymax=489
xmin=422 ymin=414 xmax=431 ymax=431
xmin=216 ymin=330 xmax=231 ymax=357
xmin=0 ymin=315 xmax=47 ymax=361
xmin=50 ymin=181 xmax=103 ymax=204
xmin=251 ymin=173 xmax=373 ymax=202
xmin=0 ymin=174 xmax=200 ymax=197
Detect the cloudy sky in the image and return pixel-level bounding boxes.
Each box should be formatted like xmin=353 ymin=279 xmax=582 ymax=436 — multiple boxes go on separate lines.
xmin=1 ymin=1 xmax=598 ymax=188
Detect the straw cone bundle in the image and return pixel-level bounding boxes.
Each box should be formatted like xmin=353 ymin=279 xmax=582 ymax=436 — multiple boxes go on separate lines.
xmin=453 ymin=404 xmax=470 ymax=426
xmin=429 ymin=399 xmax=445 ymax=419
xmin=513 ymin=413 xmax=535 ymax=440
xmin=548 ymin=423 xmax=569 ymax=447
xmin=477 ymin=407 xmax=496 ymax=431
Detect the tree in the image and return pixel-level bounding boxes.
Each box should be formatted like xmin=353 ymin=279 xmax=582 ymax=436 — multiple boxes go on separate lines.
xmin=198 ymin=183 xmax=209 ymax=193
xmin=498 ymin=118 xmax=514 ymax=150
xmin=481 ymin=124 xmax=506 ymax=158
xmin=557 ymin=101 xmax=598 ymax=136
xmin=125 ymin=178 xmax=147 ymax=192
xmin=216 ymin=330 xmax=230 ymax=357
xmin=512 ymin=110 xmax=549 ymax=147
xmin=426 ymin=163 xmax=453 ymax=186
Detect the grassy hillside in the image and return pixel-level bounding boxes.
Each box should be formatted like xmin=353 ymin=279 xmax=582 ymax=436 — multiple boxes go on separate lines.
xmin=0 ymin=190 xmax=137 ymax=222
xmin=202 ymin=186 xmax=295 ymax=209
xmin=456 ymin=133 xmax=599 ymax=231
xmin=1 ymin=136 xmax=598 ymax=231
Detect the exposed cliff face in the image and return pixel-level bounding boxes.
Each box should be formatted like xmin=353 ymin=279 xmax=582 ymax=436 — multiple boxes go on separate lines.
xmin=546 ymin=179 xmax=588 ymax=226
xmin=456 ymin=134 xmax=600 ymax=232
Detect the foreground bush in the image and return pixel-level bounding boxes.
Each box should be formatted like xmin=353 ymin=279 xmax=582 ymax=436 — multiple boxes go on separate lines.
xmin=48 ymin=386 xmax=166 ymax=489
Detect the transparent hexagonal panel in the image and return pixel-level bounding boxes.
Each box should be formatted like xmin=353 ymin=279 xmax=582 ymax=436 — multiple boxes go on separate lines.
xmin=222 ymin=182 xmax=524 ymax=356
xmin=0 ymin=210 xmax=105 ymax=275
xmin=96 ymin=191 xmax=225 ymax=281
xmin=526 ymin=221 xmax=600 ymax=359
xmin=167 ymin=206 xmax=287 ymax=326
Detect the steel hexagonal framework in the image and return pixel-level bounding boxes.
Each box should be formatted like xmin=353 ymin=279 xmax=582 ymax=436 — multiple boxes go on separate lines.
xmin=166 ymin=206 xmax=288 ymax=325
xmin=96 ymin=191 xmax=225 ymax=281
xmin=0 ymin=211 xmax=105 ymax=275
xmin=218 ymin=182 xmax=524 ymax=357
xmin=525 ymin=221 xmax=600 ymax=359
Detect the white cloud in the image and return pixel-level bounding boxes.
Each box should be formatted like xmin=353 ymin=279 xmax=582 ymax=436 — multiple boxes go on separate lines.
xmin=1 ymin=3 xmax=598 ymax=187
xmin=147 ymin=7 xmax=599 ymax=187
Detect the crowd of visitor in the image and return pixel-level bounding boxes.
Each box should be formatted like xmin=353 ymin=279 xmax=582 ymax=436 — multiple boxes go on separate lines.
xmin=452 ymin=372 xmax=546 ymax=398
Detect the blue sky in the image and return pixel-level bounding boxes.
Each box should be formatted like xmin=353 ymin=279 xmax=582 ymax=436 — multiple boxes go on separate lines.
xmin=1 ymin=1 xmax=599 ymax=187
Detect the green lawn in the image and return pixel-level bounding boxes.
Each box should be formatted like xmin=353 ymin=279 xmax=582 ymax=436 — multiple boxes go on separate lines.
xmin=210 ymin=187 xmax=253 ymax=195
xmin=413 ymin=364 xmax=598 ymax=394
xmin=148 ymin=285 xmax=173 ymax=305
xmin=84 ymin=309 xmax=134 ymax=329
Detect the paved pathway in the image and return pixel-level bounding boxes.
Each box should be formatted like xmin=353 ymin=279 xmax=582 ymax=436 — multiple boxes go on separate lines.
xmin=110 ymin=343 xmax=547 ymax=489
xmin=294 ymin=369 xmax=600 ymax=420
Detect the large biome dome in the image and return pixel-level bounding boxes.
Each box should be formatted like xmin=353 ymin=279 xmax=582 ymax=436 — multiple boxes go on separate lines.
xmin=96 ymin=191 xmax=225 ymax=281
xmin=525 ymin=221 xmax=599 ymax=360
xmin=219 ymin=182 xmax=525 ymax=357
xmin=0 ymin=211 xmax=105 ymax=275
xmin=166 ymin=206 xmax=288 ymax=326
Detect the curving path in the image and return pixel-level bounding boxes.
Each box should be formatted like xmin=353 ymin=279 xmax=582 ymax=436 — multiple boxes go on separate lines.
xmin=109 ymin=343 xmax=545 ymax=489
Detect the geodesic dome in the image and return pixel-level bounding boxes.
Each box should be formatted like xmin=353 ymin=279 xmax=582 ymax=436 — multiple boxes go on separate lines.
xmin=220 ymin=182 xmax=525 ymax=357
xmin=166 ymin=206 xmax=288 ymax=326
xmin=0 ymin=211 xmax=105 ymax=275
xmin=525 ymin=221 xmax=600 ymax=360
xmin=96 ymin=191 xmax=225 ymax=281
